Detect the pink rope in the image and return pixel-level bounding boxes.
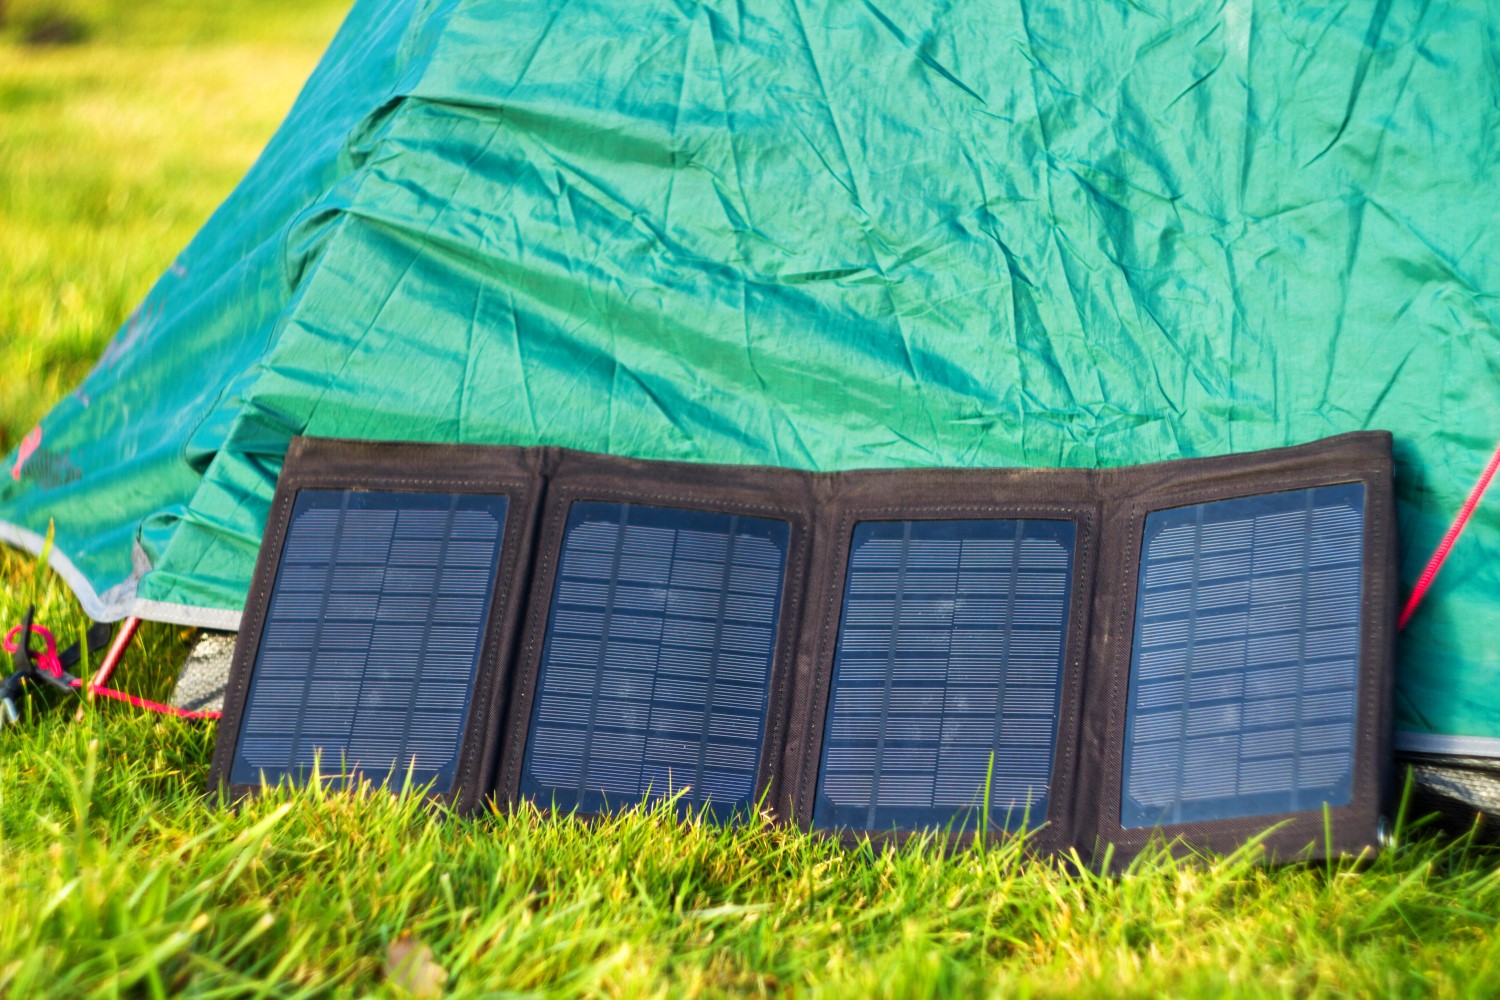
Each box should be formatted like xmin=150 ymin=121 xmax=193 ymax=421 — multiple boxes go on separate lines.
xmin=5 ymin=619 xmax=220 ymax=720
xmin=68 ymin=677 xmax=221 ymax=719
xmin=3 ymin=623 xmax=64 ymax=678
xmin=1398 ymin=440 xmax=1500 ymax=631
xmin=77 ymin=618 xmax=222 ymax=720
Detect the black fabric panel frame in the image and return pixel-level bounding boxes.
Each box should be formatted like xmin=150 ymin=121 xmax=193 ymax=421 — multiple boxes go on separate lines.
xmin=207 ymin=437 xmax=545 ymax=813
xmin=1077 ymin=431 xmax=1397 ymax=869
xmin=782 ymin=470 xmax=1101 ymax=857
xmin=493 ymin=449 xmax=817 ymax=820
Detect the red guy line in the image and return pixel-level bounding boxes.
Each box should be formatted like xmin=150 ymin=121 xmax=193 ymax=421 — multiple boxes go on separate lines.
xmin=1398 ymin=440 xmax=1500 ymax=631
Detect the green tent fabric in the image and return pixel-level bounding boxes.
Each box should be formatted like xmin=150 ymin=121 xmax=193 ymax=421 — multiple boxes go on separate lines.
xmin=2 ymin=0 xmax=1496 ymax=758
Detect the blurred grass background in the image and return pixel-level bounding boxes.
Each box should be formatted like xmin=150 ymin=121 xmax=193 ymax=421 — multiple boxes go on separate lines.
xmin=0 ymin=0 xmax=349 ymax=450
xmin=3 ymin=2 xmax=1500 ymax=996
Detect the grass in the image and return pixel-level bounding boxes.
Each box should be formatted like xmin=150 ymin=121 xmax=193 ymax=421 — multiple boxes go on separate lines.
xmin=1 ymin=1 xmax=1499 ymax=996
xmin=3 ymin=636 xmax=1500 ymax=1000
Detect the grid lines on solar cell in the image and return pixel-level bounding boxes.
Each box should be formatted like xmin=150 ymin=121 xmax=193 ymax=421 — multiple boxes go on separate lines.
xmin=1122 ymin=483 xmax=1366 ymax=828
xmin=813 ymin=519 xmax=1076 ymax=833
xmin=230 ymin=490 xmax=507 ymax=791
xmin=520 ymin=503 xmax=789 ymax=817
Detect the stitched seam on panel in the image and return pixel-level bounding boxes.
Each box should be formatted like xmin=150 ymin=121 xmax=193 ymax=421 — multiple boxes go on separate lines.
xmin=763 ymin=514 xmax=812 ymax=815
xmin=214 ymin=486 xmax=295 ymax=789
xmin=554 ymin=486 xmax=800 ymax=516
xmin=504 ymin=495 xmax=570 ymax=794
xmin=803 ymin=509 xmax=854 ymax=819
xmin=1052 ymin=507 xmax=1098 ymax=846
xmin=456 ymin=495 xmax=528 ymax=802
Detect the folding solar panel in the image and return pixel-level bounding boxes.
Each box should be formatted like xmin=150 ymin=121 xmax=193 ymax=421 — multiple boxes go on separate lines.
xmin=211 ymin=438 xmax=539 ymax=807
xmin=214 ymin=431 xmax=1394 ymax=865
xmin=1121 ymin=484 xmax=1366 ymax=828
xmin=516 ymin=501 xmax=791 ymax=817
xmin=812 ymin=518 xmax=1078 ymax=834
xmin=227 ymin=489 xmax=507 ymax=790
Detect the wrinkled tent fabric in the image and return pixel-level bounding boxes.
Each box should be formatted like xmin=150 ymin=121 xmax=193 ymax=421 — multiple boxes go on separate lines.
xmin=0 ymin=0 xmax=1496 ymax=758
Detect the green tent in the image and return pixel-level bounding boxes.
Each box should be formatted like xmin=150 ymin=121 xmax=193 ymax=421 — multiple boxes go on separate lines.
xmin=2 ymin=0 xmax=1496 ymax=765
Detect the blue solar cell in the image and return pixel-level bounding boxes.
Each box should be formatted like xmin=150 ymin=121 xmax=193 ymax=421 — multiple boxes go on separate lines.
xmin=1121 ymin=483 xmax=1366 ymax=828
xmin=230 ymin=490 xmax=508 ymax=791
xmin=519 ymin=503 xmax=790 ymax=817
xmin=813 ymin=519 xmax=1076 ymax=834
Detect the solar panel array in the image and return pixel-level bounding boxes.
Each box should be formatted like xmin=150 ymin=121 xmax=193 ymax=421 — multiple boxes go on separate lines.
xmin=1121 ymin=484 xmax=1367 ymax=828
xmin=231 ymin=490 xmax=508 ymax=791
xmin=813 ymin=519 xmax=1076 ymax=833
xmin=218 ymin=436 xmax=1387 ymax=865
xmin=519 ymin=502 xmax=790 ymax=817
